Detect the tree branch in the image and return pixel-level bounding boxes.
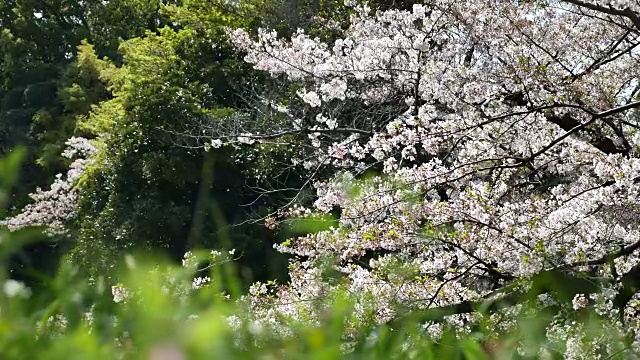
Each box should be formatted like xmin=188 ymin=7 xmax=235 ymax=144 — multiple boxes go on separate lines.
xmin=561 ymin=0 xmax=640 ymax=31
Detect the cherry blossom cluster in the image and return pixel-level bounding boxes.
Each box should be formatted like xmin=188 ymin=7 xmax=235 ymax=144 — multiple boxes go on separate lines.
xmin=228 ymin=0 xmax=640 ymax=355
xmin=5 ymin=137 xmax=97 ymax=235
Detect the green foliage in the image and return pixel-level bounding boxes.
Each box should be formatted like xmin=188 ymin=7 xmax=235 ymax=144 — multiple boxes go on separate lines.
xmin=0 ymin=251 xmax=628 ymax=359
xmin=0 ymin=0 xmax=163 ymax=211
xmin=0 ymin=148 xmax=24 ymax=206
xmin=64 ymin=1 xmax=294 ymax=283
xmin=34 ymin=41 xmax=112 ymax=170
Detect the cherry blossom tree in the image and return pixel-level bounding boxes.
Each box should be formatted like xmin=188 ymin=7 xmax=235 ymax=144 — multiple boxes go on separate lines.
xmin=225 ymin=0 xmax=640 ymax=356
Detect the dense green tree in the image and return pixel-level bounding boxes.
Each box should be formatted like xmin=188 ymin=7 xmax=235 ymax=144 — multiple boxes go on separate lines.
xmin=0 ymin=0 xmax=169 ymax=286
xmin=0 ymin=0 xmax=169 ymax=208
xmin=67 ymin=1 xmax=296 ymax=284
